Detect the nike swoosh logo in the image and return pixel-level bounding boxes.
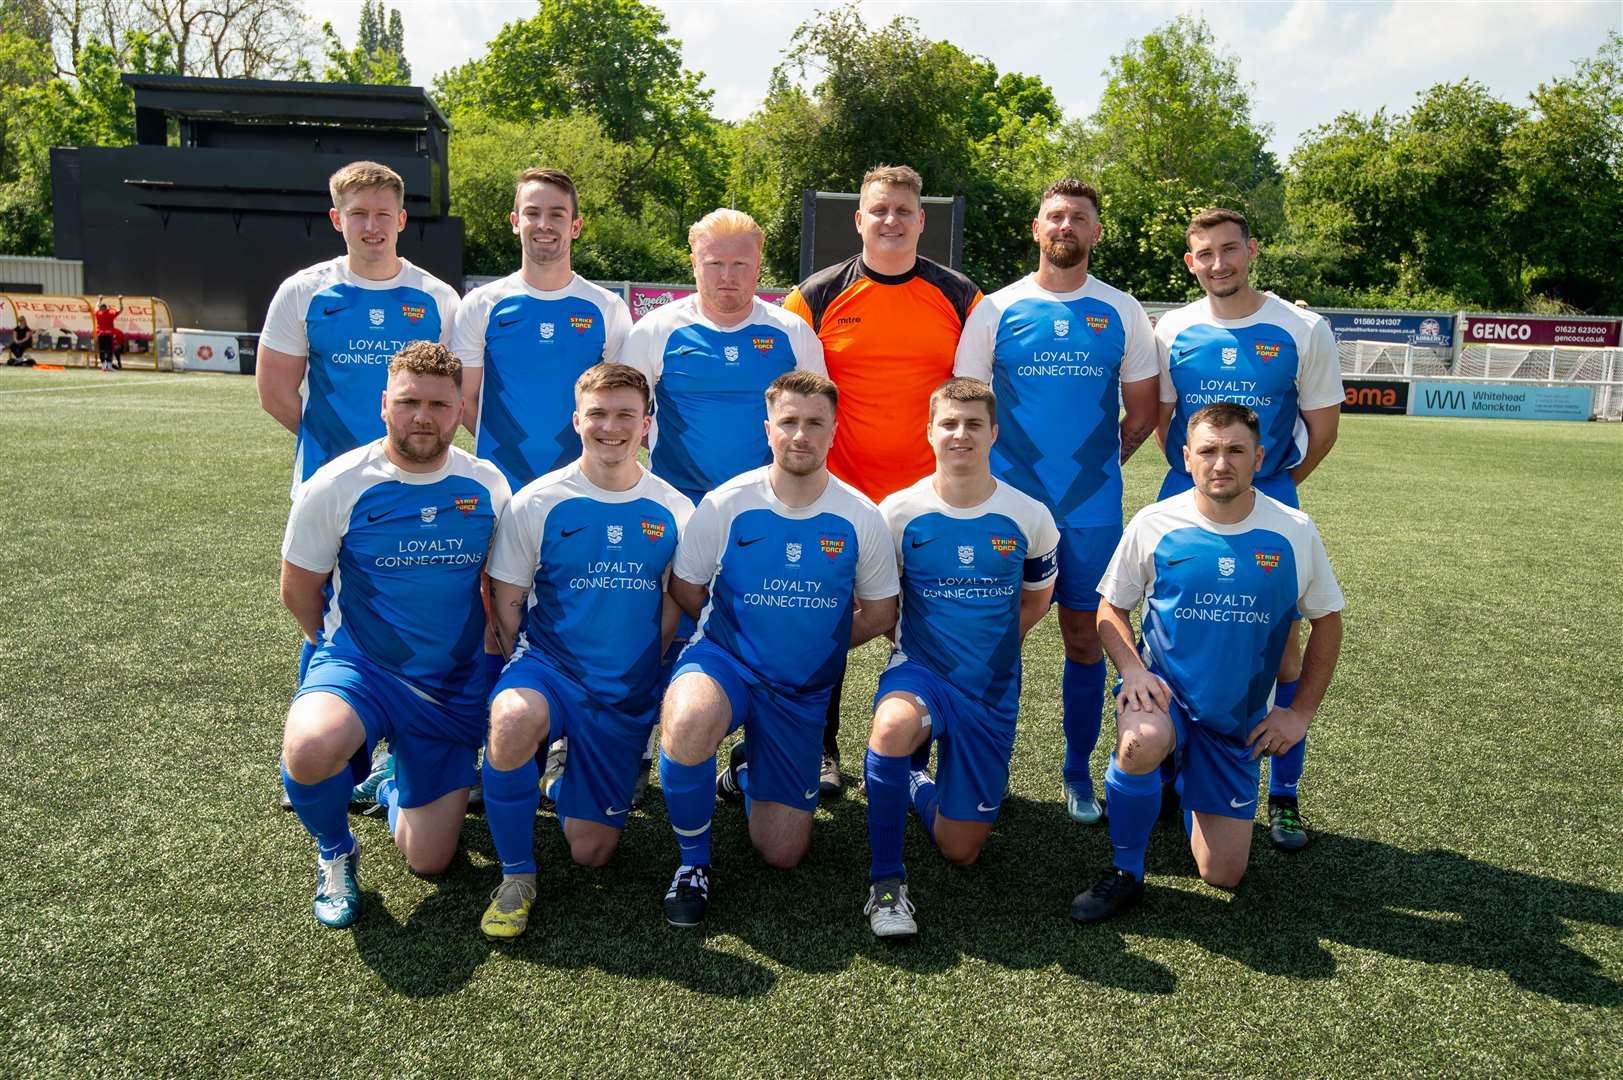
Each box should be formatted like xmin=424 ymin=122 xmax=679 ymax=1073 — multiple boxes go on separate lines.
xmin=604 ymin=806 xmax=627 ymax=816
xmin=737 ymin=536 xmax=765 ymax=548
xmin=977 ymin=801 xmax=999 ymax=813
xmin=803 ymin=789 xmax=819 ymax=800
xmin=910 ymin=537 xmax=935 ymax=549
xmin=496 ymin=317 xmax=521 ymax=328
xmin=561 ymin=526 xmax=587 ymax=538
xmin=1168 ymin=555 xmax=1197 ymax=564
xmin=1230 ymin=797 xmax=1256 ymax=809
xmin=367 ymin=510 xmax=388 ymax=522
xmin=322 ymin=306 xmax=344 ymax=316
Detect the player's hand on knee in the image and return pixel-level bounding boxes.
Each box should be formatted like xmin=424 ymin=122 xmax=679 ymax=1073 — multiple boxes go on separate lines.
xmin=1246 ymin=706 xmax=1308 ymax=761
xmin=1116 ymin=668 xmax=1171 ymax=714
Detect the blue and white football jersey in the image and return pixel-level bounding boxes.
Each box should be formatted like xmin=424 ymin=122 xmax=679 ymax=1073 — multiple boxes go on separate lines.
xmin=954 ymin=274 xmax=1158 ymax=528
xmin=488 ymin=463 xmax=693 ymax=712
xmin=452 ymin=272 xmax=633 ymax=492
xmin=618 ymin=295 xmax=826 ymax=498
xmin=881 ymin=477 xmax=1058 ymax=722
xmin=672 ymin=467 xmax=898 ymax=695
xmin=1098 ymin=489 xmax=1344 ymax=738
xmin=281 ymin=441 xmax=511 ymax=713
xmin=260 ymin=256 xmax=459 ymax=493
xmin=1154 ymin=295 xmax=1343 ymax=483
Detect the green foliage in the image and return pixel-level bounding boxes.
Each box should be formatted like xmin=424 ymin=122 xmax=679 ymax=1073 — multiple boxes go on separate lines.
xmin=1059 ymin=14 xmax=1281 ymax=300
xmin=449 ymin=112 xmax=688 ymax=282
xmin=321 ymin=1 xmax=411 ymax=86
xmin=734 ymin=5 xmax=1064 ymax=287
xmin=437 ymin=0 xmax=721 ymax=279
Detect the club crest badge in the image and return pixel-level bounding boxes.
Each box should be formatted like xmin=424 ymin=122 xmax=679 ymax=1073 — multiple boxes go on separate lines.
xmin=958 ymin=545 xmax=975 ymax=566
xmin=539 ymin=322 xmax=556 ymax=341
xmin=1053 ymin=320 xmax=1070 ymax=339
xmin=369 ymin=308 xmax=385 ymax=327
xmin=1221 ymin=347 xmax=1238 ymax=367
xmin=723 ymin=345 xmax=740 ymax=364
xmin=786 ymin=542 xmax=802 ymax=563
xmin=420 ymin=506 xmax=437 ymax=524
xmin=606 ymin=524 xmax=624 ymax=545
xmin=1218 ymin=556 xmax=1235 ymax=577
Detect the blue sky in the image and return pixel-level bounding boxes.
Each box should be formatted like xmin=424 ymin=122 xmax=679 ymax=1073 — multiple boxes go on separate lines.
xmin=311 ymin=0 xmax=1620 ymax=161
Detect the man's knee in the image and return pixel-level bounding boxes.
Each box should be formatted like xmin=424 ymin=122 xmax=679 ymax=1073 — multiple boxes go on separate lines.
xmin=869 ymin=694 xmax=927 ymax=756
xmin=487 ymin=689 xmax=547 ymax=769
xmin=282 ymin=697 xmax=361 ymax=783
xmin=1196 ymin=853 xmax=1247 ymax=890
xmin=565 ymin=822 xmax=621 ymax=868
xmin=756 ymin=834 xmax=809 ymax=870
xmin=1115 ymin=718 xmax=1173 ymax=774
xmin=750 ymin=810 xmax=811 ymax=869
xmin=1058 ymin=607 xmax=1103 ymax=664
xmin=398 ymin=830 xmax=457 ymax=876
xmin=660 ymin=675 xmax=728 ymax=763
xmin=937 ymin=832 xmax=986 ymax=867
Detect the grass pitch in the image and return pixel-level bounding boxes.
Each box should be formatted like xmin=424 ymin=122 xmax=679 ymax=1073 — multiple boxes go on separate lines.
xmin=0 ymin=367 xmax=1618 ymax=1078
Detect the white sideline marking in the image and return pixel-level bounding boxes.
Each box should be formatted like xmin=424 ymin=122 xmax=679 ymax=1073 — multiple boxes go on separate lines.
xmin=0 ymin=376 xmax=232 ymax=396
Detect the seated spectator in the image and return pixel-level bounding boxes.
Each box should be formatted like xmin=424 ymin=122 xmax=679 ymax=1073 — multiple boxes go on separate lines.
xmin=7 ymin=317 xmax=36 ymax=367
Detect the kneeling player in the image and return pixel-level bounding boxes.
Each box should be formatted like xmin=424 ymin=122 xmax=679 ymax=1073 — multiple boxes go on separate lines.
xmin=658 ymin=371 xmax=898 ymax=927
xmin=279 ymin=343 xmax=509 ymax=929
xmin=863 ymin=379 xmax=1058 ymax=939
xmin=477 ymin=364 xmax=692 ymax=939
xmin=1071 ymin=403 xmax=1343 ymax=923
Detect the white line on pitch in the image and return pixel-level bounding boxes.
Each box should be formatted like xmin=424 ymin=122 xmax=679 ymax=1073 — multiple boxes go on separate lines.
xmin=0 ymin=376 xmax=238 ymax=396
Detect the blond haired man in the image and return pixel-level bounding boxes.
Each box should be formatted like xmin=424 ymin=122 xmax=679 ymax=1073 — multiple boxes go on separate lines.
xmin=258 ymin=161 xmax=460 ymax=493
xmin=619 ymin=208 xmax=826 ymax=507
xmin=452 ymin=168 xmax=632 ymax=493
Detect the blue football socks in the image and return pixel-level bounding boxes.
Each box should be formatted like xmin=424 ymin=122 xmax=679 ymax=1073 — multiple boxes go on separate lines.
xmin=1105 ymin=755 xmax=1161 ymax=881
xmin=483 ymin=755 xmax=540 ymax=875
xmin=1062 ymin=658 xmax=1107 ymax=786
xmin=909 ymin=768 xmax=940 ymax=841
xmin=865 ymin=749 xmax=911 ymax=882
xmin=1268 ymin=679 xmax=1305 ymax=798
xmin=661 ymin=750 xmax=715 ymax=867
xmin=282 ymin=764 xmax=355 ymax=860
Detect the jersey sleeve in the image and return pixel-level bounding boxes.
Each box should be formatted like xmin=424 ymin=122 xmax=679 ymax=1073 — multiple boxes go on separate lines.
xmin=789 ymin=316 xmax=828 ymax=376
xmin=617 ymin=317 xmax=666 ymax=385
xmin=488 ymin=492 xmax=543 ymax=588
xmin=450 ymin=287 xmax=493 ymax=369
xmin=782 ymin=288 xmax=812 ymax=327
xmin=602 ymin=294 xmax=633 ymax=362
xmin=260 ymin=275 xmax=311 ymax=356
xmin=1297 ymin=317 xmax=1344 ymax=410
xmin=1097 ymin=512 xmax=1152 ymax=610
xmin=1155 ymin=322 xmax=1178 ymax=404
xmin=279 ymin=475 xmax=344 ymax=574
xmin=432 ymin=280 xmax=460 ymax=349
xmin=1021 ymin=504 xmax=1061 ymax=590
xmin=951 ymin=295 xmax=999 ymax=382
xmin=1295 ymin=523 xmax=1345 ymax=620
xmin=1121 ymin=297 xmax=1160 ymax=383
xmin=854 ymin=506 xmax=901 ymax=601
xmin=671 ymin=494 xmax=724 ymax=585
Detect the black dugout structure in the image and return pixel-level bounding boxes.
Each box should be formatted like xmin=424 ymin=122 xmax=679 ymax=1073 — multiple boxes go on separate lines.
xmin=51 ymin=75 xmax=463 ymax=336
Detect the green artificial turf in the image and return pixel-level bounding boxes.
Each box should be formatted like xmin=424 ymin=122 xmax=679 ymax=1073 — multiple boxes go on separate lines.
xmin=0 ymin=367 xmax=1618 ymax=1078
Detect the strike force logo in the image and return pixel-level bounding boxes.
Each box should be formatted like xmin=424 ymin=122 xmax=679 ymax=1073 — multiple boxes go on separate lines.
xmin=1254 ymin=342 xmax=1281 ymax=362
xmin=1086 ymin=314 xmax=1110 ymax=333
xmin=453 ymin=496 xmax=480 ymax=516
xmin=401 ymin=304 xmax=426 ymax=323
xmin=569 ymin=314 xmax=594 ymax=333
xmin=819 ymin=536 xmax=846 ymax=559
xmin=752 ymin=337 xmax=775 ymax=354
xmin=990 ymin=536 xmax=1018 ymax=556
xmin=641 ymin=519 xmax=666 ymax=540
xmin=1254 ymin=551 xmax=1281 ymax=572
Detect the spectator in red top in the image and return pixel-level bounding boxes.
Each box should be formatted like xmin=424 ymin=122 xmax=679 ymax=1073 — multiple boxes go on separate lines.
xmin=94 ymin=296 xmax=123 ymax=371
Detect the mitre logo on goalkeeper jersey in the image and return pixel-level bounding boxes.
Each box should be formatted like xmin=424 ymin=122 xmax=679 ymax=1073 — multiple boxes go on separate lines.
xmin=1154 ymin=294 xmax=1344 ymax=483
xmin=953 ymin=275 xmax=1158 ymax=528
xmin=259 ymin=257 xmax=459 ymax=491
xmin=280 ymin=442 xmax=511 ymax=712
xmin=488 ymin=463 xmax=692 ymax=712
xmin=1097 ymin=490 xmax=1344 ymax=739
xmin=881 ymin=477 xmax=1059 ymax=721
xmin=452 ymin=272 xmax=633 ymax=491
xmin=672 ymin=468 xmax=898 ymax=696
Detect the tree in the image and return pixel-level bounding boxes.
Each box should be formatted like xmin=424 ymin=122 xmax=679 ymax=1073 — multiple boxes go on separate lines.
xmin=322 ymin=0 xmax=410 ymax=85
xmin=735 ymin=5 xmax=1064 ymax=286
xmin=1059 ymin=14 xmax=1281 ymax=300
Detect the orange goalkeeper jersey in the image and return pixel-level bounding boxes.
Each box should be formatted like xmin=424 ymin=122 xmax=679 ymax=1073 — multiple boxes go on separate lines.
xmin=784 ymin=255 xmax=981 ymax=501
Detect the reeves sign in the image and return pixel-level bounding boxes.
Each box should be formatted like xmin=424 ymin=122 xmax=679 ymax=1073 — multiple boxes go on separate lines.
xmin=1461 ymin=315 xmax=1620 ymax=348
